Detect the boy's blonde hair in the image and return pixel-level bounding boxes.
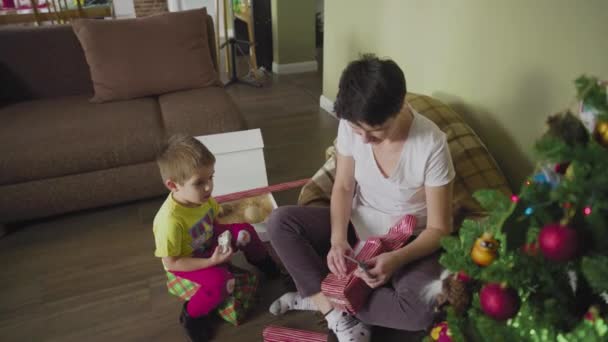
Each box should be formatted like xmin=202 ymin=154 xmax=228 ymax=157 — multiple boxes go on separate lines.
xmin=157 ymin=134 xmax=216 ymax=184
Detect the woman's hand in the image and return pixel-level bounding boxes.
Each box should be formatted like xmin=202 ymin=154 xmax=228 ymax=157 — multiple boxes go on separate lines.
xmin=209 ymin=245 xmax=234 ymax=266
xmin=327 ymin=240 xmax=353 ymax=277
xmin=354 ymin=251 xmax=401 ymax=288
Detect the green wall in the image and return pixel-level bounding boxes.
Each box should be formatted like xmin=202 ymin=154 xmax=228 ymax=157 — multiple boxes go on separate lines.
xmin=323 ymin=0 xmax=608 ymax=187
xmin=272 ymin=0 xmax=316 ymax=64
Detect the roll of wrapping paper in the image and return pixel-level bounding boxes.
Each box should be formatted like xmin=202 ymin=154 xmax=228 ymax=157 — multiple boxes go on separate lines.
xmin=215 ymin=178 xmax=311 ymax=203
xmin=262 ymin=325 xmax=328 ymax=342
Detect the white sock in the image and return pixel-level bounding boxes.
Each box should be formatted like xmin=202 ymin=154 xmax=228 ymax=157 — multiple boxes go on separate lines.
xmin=325 ymin=309 xmax=371 ymax=342
xmin=269 ymin=292 xmax=317 ymax=315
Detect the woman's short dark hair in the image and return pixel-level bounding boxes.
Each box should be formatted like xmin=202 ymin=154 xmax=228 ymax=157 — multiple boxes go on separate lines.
xmin=333 ymin=54 xmax=406 ymax=126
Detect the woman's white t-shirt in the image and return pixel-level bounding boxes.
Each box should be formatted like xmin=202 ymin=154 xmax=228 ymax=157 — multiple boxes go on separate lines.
xmin=336 ymin=106 xmax=455 ymax=240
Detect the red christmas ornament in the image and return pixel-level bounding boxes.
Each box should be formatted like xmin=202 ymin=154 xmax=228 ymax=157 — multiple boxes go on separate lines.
xmin=584 ymin=306 xmax=599 ymax=322
xmin=438 ymin=332 xmax=452 ymax=342
xmin=430 ymin=321 xmax=452 ymax=342
xmin=554 ymin=162 xmax=571 ymax=174
xmin=538 ymin=223 xmax=578 ymax=262
xmin=520 ymin=242 xmax=539 ymax=256
xmin=583 ymin=206 xmax=592 ymax=216
xmin=457 ymin=271 xmax=471 ymax=283
xmin=480 ymin=283 xmax=520 ymax=320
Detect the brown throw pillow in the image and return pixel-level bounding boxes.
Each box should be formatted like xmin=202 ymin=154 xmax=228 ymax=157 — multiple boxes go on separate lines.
xmin=72 ymin=8 xmax=219 ymax=103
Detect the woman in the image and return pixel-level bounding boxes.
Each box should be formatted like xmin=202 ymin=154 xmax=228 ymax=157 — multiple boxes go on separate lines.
xmin=267 ymin=54 xmax=454 ymax=342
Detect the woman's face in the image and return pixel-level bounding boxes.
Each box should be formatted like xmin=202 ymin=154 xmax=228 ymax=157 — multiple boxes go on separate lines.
xmin=348 ymin=116 xmax=396 ymax=144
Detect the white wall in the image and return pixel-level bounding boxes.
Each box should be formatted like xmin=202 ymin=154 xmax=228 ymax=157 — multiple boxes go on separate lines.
xmin=323 ymin=0 xmax=608 ymax=186
xmin=113 ymin=0 xmax=136 ymax=18
xmin=166 ymin=0 xmax=228 ymax=36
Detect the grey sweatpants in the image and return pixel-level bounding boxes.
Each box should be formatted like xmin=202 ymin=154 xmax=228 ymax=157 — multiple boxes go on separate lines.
xmin=267 ymin=205 xmax=442 ymax=331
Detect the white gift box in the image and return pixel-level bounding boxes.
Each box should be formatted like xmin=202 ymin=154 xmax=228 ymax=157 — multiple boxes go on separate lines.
xmin=195 ymin=129 xmax=276 ymax=241
xmin=196 ymin=129 xmax=268 ymax=196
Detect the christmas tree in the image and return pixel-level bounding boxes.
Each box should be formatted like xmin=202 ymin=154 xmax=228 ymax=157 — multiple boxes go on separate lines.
xmin=431 ymin=76 xmax=608 ymax=342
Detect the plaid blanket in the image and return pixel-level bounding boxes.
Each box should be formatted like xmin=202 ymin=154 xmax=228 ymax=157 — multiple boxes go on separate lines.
xmin=298 ymin=93 xmax=511 ymax=226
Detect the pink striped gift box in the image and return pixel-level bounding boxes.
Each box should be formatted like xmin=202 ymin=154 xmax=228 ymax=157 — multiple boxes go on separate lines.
xmin=262 ymin=325 xmax=328 ymax=342
xmin=321 ymin=238 xmax=385 ymax=313
xmin=320 ymin=215 xmax=416 ymax=314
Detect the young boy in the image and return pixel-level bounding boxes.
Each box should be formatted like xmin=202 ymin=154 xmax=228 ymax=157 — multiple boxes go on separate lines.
xmin=153 ymin=134 xmax=279 ymax=342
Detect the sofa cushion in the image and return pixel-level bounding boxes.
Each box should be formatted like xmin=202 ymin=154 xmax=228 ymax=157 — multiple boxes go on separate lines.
xmin=159 ymin=86 xmax=246 ymax=137
xmin=0 ymin=96 xmax=164 ymax=185
xmin=72 ymin=8 xmax=219 ymax=103
xmin=0 ymin=25 xmax=94 ymax=103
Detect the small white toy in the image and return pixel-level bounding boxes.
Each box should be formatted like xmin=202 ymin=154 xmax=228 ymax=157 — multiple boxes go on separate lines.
xmin=218 ymin=230 xmax=232 ymax=253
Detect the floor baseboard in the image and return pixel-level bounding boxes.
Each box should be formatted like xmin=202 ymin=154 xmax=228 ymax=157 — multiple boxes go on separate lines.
xmin=319 ymin=94 xmax=336 ymax=118
xmin=272 ymin=60 xmax=318 ymax=74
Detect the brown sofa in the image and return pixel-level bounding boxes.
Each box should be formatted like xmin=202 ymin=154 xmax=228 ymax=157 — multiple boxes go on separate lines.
xmin=0 ymin=16 xmax=246 ymax=224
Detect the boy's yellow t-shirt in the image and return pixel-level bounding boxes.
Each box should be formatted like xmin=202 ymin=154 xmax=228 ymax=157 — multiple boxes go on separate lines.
xmin=153 ymin=194 xmax=220 ymax=259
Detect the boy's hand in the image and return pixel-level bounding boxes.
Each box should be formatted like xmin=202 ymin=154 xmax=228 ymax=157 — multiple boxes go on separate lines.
xmin=210 ymin=245 xmax=234 ymax=266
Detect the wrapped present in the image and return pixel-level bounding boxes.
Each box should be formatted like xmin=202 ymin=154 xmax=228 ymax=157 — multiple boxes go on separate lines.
xmin=216 ymin=268 xmax=258 ymax=326
xmin=321 ymin=238 xmax=385 ymax=312
xmin=321 ymin=214 xmax=416 ymax=314
xmin=262 ymin=325 xmax=328 ymax=342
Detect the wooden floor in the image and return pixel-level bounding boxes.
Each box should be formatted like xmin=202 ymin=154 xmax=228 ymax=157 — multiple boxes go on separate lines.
xmin=0 ymin=70 xmax=340 ymax=342
xmin=0 ymin=67 xmax=425 ymax=341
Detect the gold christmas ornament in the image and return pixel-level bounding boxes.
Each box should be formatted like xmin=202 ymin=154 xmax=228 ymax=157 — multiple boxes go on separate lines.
xmin=471 ymin=232 xmax=499 ymax=267
xmin=594 ymin=120 xmax=608 ymax=147
xmin=565 ymin=163 xmax=575 ymax=181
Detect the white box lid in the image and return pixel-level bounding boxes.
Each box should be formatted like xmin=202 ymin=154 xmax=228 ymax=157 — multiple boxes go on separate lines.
xmin=195 ymin=129 xmax=264 ymax=155
xmin=195 ymin=129 xmax=268 ymax=196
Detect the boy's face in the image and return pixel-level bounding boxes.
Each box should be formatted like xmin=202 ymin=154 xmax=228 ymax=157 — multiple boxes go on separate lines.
xmin=169 ymin=165 xmax=215 ymax=207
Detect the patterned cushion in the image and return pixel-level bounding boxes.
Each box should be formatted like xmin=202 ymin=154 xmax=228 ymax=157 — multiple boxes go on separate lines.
xmin=297 ymin=93 xmax=511 ymax=224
